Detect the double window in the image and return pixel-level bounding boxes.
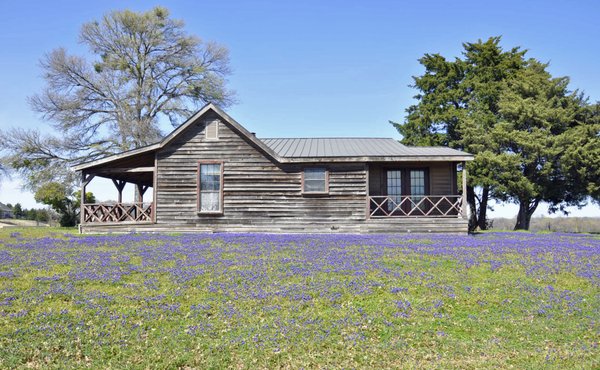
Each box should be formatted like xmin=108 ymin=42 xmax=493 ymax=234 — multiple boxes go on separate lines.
xmin=385 ymin=169 xmax=428 ymax=212
xmin=302 ymin=168 xmax=328 ymax=194
xmin=198 ymin=162 xmax=223 ymax=213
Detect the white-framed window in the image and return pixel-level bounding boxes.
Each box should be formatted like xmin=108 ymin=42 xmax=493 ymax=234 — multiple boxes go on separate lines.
xmin=198 ymin=162 xmax=223 ymax=213
xmin=302 ymin=168 xmax=328 ymax=194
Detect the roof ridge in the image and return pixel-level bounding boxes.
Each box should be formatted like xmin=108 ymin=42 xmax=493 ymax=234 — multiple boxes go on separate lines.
xmin=260 ymin=137 xmax=398 ymax=140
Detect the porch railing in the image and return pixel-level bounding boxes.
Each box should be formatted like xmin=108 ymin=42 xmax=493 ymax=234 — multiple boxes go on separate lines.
xmin=368 ymin=195 xmax=463 ymax=218
xmin=82 ymin=202 xmax=153 ymax=223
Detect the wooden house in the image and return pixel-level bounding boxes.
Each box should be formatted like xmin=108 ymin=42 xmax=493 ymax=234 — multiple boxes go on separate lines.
xmin=0 ymin=202 xmax=14 ymax=219
xmin=73 ymin=104 xmax=473 ymax=233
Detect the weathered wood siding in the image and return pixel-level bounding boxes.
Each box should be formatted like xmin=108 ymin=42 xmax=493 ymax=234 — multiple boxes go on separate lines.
xmin=154 ymin=112 xmax=368 ymax=232
xmin=368 ymin=165 xmax=382 ymax=195
xmin=81 ymin=112 xmax=467 ymax=233
xmin=430 ymin=162 xmax=454 ymax=195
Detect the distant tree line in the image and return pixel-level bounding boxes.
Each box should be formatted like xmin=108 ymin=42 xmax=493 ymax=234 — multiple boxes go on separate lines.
xmin=3 ymin=203 xmax=53 ymax=223
xmin=393 ymin=36 xmax=599 ymax=231
xmin=491 ymin=217 xmax=600 ymax=234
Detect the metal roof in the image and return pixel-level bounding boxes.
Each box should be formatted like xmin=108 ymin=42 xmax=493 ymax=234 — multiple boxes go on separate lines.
xmin=73 ymin=104 xmax=473 ymax=172
xmin=0 ymin=202 xmax=13 ymax=212
xmin=260 ymin=138 xmax=469 ymax=158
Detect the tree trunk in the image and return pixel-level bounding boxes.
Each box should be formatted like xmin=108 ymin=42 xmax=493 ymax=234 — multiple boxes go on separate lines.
xmin=514 ymin=198 xmax=540 ymax=230
xmin=466 ymin=185 xmax=478 ymax=232
xmin=477 ymin=186 xmax=490 ymax=230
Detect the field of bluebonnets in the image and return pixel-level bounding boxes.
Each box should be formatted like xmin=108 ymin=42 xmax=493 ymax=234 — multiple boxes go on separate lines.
xmin=0 ymin=228 xmax=598 ymax=369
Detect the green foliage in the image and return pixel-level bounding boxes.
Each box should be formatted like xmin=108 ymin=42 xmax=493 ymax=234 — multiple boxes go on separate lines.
xmin=34 ymin=182 xmax=94 ymax=226
xmin=393 ymin=36 xmax=596 ymax=230
xmin=392 ymin=37 xmax=527 ymax=231
xmin=12 ymin=203 xmax=24 ymax=219
xmin=560 ymin=102 xmax=600 ymax=204
xmin=487 ymin=60 xmax=589 ymax=229
xmin=7 ymin=203 xmax=51 ymax=223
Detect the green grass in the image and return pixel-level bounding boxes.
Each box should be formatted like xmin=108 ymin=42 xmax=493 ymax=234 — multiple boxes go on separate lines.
xmin=0 ymin=229 xmax=598 ymax=369
xmin=0 ymin=226 xmax=78 ymax=239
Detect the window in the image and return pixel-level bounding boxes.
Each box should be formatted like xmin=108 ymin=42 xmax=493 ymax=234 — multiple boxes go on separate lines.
xmin=205 ymin=120 xmax=219 ymax=140
xmin=383 ymin=168 xmax=429 ymax=214
xmin=198 ymin=162 xmax=223 ymax=213
xmin=386 ymin=170 xmax=402 ymax=211
xmin=410 ymin=170 xmax=426 ymax=209
xmin=303 ymin=168 xmax=328 ymax=194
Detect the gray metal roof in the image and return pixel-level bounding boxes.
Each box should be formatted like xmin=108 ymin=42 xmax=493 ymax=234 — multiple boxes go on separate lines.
xmin=0 ymin=202 xmax=12 ymax=212
xmin=260 ymin=138 xmax=469 ymax=158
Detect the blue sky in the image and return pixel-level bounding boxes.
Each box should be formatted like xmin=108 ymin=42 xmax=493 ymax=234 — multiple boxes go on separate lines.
xmin=1 ymin=0 xmax=599 ymax=218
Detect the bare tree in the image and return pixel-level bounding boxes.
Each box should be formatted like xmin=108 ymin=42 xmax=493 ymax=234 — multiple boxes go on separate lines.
xmin=2 ymin=6 xmax=234 ymax=190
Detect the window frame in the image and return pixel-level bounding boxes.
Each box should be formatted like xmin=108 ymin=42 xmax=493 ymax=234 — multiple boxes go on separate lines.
xmin=408 ymin=168 xmax=427 ymax=212
xmin=301 ymin=167 xmax=329 ymax=196
xmin=382 ymin=167 xmax=429 ymax=214
xmin=197 ymin=160 xmax=224 ymax=214
xmin=383 ymin=167 xmax=429 ymax=197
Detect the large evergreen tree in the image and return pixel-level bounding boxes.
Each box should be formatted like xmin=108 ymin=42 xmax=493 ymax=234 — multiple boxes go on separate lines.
xmin=561 ymin=102 xmax=600 ymax=204
xmin=393 ymin=37 xmax=594 ymax=230
xmin=392 ymin=37 xmax=525 ymax=231
xmin=492 ymin=60 xmax=587 ymax=229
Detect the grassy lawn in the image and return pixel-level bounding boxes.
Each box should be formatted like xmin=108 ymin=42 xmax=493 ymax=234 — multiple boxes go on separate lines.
xmin=0 ymin=229 xmax=598 ymax=369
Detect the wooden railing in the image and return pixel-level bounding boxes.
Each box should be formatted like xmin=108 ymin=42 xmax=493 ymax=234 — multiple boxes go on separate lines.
xmin=368 ymin=195 xmax=463 ymax=218
xmin=82 ymin=202 xmax=153 ymax=223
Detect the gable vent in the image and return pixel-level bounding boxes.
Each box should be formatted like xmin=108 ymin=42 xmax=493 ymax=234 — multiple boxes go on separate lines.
xmin=205 ymin=120 xmax=219 ymax=140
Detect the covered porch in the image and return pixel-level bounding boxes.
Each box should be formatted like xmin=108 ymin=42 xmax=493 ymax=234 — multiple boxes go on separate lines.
xmin=75 ymin=147 xmax=157 ymax=227
xmin=366 ymin=161 xmax=468 ymax=219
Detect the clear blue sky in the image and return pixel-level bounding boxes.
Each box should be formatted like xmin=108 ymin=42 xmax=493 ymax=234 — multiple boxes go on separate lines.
xmin=1 ymin=0 xmax=599 ymax=218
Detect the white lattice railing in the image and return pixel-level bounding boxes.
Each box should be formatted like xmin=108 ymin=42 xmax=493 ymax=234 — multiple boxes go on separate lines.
xmin=82 ymin=203 xmax=153 ymax=223
xmin=368 ymin=195 xmax=463 ymax=218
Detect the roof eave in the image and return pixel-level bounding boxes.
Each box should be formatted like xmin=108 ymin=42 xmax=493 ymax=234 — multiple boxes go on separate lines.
xmin=71 ymin=143 xmax=161 ymax=171
xmin=72 ymin=103 xmax=286 ymax=172
xmin=280 ymin=155 xmax=474 ymax=163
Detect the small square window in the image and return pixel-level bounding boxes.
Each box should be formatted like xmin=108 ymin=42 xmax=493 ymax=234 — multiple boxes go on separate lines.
xmin=303 ymin=168 xmax=328 ymax=194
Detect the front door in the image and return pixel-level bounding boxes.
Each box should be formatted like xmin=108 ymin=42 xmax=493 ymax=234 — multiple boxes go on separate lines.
xmin=385 ymin=169 xmax=428 ymax=215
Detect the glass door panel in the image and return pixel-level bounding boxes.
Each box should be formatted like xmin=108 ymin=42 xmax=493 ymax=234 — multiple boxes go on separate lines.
xmin=410 ymin=170 xmax=425 ymax=213
xmin=386 ymin=170 xmax=402 ymax=212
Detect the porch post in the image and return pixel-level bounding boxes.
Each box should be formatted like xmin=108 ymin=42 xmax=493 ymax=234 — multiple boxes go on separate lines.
xmin=461 ymin=162 xmax=468 ymax=219
xmin=136 ymin=184 xmax=149 ymax=203
xmin=153 ymin=154 xmax=158 ymax=223
xmin=365 ymin=164 xmax=370 ymax=220
xmin=80 ymin=171 xmax=86 ymax=226
xmin=80 ymin=172 xmax=94 ymax=226
xmin=112 ymin=179 xmax=126 ymax=203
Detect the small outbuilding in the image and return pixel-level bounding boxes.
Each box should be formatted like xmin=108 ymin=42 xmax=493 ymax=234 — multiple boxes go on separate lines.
xmin=0 ymin=203 xmax=14 ymax=219
xmin=73 ymin=104 xmax=473 ymax=233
